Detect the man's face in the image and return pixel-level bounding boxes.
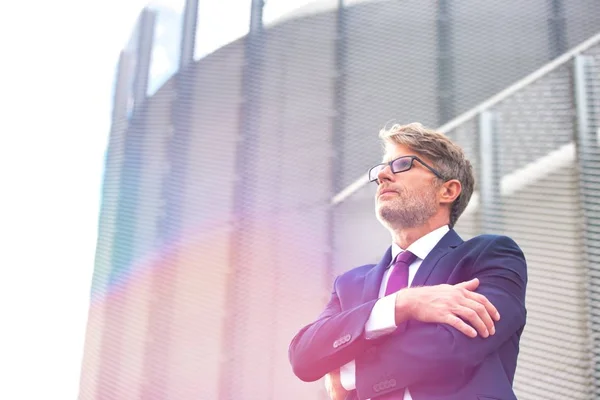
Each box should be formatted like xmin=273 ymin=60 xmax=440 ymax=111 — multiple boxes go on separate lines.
xmin=374 ymin=144 xmax=441 ymax=230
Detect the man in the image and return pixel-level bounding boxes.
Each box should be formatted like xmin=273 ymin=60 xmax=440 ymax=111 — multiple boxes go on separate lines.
xmin=288 ymin=123 xmax=527 ymax=400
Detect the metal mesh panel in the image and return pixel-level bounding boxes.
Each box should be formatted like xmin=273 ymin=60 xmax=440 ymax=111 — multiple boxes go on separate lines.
xmin=446 ymin=118 xmax=480 ymax=240
xmin=342 ymin=0 xmax=438 ymax=190
xmin=438 ymin=44 xmax=600 ymax=399
xmin=451 ymin=0 xmax=556 ymax=116
xmin=81 ymin=1 xmax=600 ymax=400
xmin=495 ymin=64 xmax=574 ymax=176
xmin=433 ymin=80 xmax=590 ymax=400
xmin=79 ymin=118 xmax=128 ymax=399
xmin=576 ymin=47 xmax=600 ymax=398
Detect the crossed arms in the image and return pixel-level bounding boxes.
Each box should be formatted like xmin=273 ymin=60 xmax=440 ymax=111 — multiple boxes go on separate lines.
xmin=288 ymin=236 xmax=527 ymax=393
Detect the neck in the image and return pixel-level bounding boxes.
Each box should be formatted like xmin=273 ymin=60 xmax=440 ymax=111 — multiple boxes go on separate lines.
xmin=390 ymin=218 xmax=448 ymax=249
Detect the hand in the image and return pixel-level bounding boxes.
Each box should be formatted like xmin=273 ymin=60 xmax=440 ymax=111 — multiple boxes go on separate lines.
xmin=395 ymin=278 xmax=500 ymax=338
xmin=324 ymin=369 xmax=348 ymax=400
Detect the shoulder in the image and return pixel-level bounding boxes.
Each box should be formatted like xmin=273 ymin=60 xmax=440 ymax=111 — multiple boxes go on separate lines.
xmin=334 ymin=263 xmax=376 ymax=288
xmin=462 ymin=233 xmax=524 ymax=255
xmin=460 ymin=234 xmax=527 ymax=276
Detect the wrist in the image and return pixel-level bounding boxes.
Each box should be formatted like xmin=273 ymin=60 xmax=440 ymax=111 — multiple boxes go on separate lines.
xmin=394 ymin=289 xmax=414 ymax=325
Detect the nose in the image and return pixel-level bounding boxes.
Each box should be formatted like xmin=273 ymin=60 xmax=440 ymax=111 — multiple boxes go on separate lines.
xmin=376 ymin=164 xmax=394 ymax=184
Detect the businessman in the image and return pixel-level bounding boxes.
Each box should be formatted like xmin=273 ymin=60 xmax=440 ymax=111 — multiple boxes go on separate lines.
xmin=288 ymin=123 xmax=527 ymax=399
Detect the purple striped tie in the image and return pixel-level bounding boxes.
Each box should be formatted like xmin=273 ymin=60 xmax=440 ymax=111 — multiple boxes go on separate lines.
xmin=384 ymin=251 xmax=417 ymax=296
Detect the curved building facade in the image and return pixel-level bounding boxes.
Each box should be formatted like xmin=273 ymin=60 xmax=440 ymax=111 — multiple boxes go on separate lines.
xmin=81 ymin=1 xmax=600 ymax=399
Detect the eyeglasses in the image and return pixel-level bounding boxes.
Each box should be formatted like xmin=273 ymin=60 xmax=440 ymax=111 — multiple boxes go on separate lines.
xmin=368 ymin=155 xmax=445 ymax=183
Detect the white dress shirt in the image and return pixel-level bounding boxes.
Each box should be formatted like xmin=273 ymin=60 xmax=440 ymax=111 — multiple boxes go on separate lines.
xmin=339 ymin=225 xmax=450 ymax=399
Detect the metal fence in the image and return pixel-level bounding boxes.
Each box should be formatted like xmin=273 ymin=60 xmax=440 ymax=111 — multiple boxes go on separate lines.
xmin=80 ymin=1 xmax=600 ymax=399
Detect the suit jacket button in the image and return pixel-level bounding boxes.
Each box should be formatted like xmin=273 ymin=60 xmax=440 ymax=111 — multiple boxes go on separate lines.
xmin=389 ymin=378 xmax=396 ymax=387
xmin=333 ymin=340 xmax=339 ymax=348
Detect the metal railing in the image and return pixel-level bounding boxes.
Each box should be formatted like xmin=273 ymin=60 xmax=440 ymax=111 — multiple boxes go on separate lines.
xmin=332 ymin=31 xmax=600 ymax=207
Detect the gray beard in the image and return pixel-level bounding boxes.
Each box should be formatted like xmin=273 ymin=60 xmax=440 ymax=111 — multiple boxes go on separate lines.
xmin=375 ymin=189 xmax=438 ymax=230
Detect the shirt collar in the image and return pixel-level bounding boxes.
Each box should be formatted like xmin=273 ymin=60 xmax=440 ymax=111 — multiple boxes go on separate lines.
xmin=391 ymin=225 xmax=450 ymax=263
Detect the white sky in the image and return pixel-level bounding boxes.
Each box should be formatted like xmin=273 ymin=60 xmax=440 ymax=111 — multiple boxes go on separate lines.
xmin=0 ymin=0 xmax=320 ymax=399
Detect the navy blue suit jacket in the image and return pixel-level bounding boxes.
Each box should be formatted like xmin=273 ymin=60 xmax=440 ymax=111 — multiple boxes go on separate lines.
xmin=289 ymin=229 xmax=527 ymax=400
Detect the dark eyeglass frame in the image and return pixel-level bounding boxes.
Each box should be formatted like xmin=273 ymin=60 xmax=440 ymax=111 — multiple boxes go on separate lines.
xmin=368 ymin=155 xmax=445 ymax=183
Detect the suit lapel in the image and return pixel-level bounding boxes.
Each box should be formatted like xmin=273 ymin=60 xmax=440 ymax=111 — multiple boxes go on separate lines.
xmin=359 ymin=229 xmax=463 ymax=303
xmin=411 ymin=229 xmax=463 ymax=287
xmin=361 ymin=247 xmax=393 ymax=304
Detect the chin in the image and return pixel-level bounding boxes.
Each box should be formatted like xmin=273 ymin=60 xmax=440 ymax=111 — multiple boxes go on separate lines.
xmin=375 ymin=207 xmax=396 ymax=227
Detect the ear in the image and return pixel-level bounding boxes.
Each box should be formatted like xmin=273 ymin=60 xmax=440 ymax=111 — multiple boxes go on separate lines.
xmin=438 ymin=179 xmax=462 ymax=205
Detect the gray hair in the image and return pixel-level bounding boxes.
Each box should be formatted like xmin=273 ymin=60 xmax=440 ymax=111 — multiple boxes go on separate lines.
xmin=378 ymin=122 xmax=475 ymax=228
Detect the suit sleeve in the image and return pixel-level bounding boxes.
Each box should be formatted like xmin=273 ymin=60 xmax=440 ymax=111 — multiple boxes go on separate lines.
xmin=288 ymin=277 xmax=379 ymax=382
xmin=356 ymin=236 xmax=527 ymax=398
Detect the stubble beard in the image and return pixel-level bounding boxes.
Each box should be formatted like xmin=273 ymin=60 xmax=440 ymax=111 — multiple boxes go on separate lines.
xmin=376 ymin=186 xmax=438 ymax=230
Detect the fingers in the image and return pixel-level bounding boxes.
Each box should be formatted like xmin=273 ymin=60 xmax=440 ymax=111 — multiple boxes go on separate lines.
xmin=324 ymin=374 xmax=335 ymax=400
xmin=453 ymin=305 xmax=487 ymax=337
xmin=459 ymin=299 xmax=495 ymax=337
xmin=465 ymin=289 xmax=501 ymax=321
xmin=445 ymin=314 xmax=477 ymax=338
xmin=453 ymin=288 xmax=498 ymax=337
xmin=455 ymin=278 xmax=501 ymax=323
xmin=324 ymin=370 xmax=347 ymax=400
xmin=455 ymin=278 xmax=479 ymax=291
xmin=413 ymin=279 xmax=501 ymax=339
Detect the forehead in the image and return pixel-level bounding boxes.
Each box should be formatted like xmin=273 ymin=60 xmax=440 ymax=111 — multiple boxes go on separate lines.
xmin=382 ymin=143 xmax=415 ymax=162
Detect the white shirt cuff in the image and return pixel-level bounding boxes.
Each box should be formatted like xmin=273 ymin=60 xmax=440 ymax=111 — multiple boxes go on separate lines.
xmin=339 ymin=361 xmax=355 ymax=391
xmin=364 ymin=294 xmax=397 ymax=340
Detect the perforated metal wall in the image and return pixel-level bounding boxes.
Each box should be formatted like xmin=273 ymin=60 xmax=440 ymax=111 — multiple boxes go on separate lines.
xmin=80 ymin=1 xmax=600 ymax=399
